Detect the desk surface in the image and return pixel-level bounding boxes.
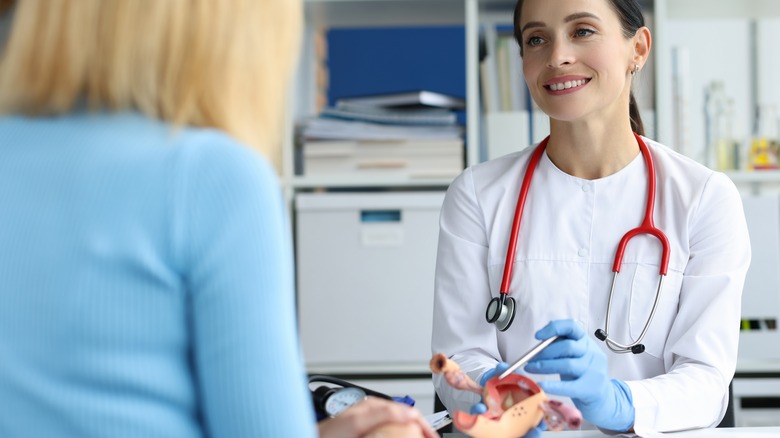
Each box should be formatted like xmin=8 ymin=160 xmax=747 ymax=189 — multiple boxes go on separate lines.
xmin=444 ymin=427 xmax=780 ymax=437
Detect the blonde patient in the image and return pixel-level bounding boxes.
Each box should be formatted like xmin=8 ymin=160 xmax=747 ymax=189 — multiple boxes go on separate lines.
xmin=0 ymin=1 xmax=433 ymax=437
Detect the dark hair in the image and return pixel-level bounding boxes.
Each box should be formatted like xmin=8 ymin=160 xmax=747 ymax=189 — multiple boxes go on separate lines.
xmin=513 ymin=0 xmax=646 ymax=135
xmin=0 ymin=0 xmax=12 ymax=17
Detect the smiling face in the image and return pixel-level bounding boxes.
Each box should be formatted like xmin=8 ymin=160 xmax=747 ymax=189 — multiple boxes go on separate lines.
xmin=518 ymin=0 xmax=639 ymax=126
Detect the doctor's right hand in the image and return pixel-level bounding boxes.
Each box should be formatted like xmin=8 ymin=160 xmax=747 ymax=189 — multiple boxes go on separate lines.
xmin=524 ymin=319 xmax=635 ymax=432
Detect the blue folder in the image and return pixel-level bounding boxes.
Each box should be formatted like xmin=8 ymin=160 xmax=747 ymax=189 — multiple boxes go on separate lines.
xmin=326 ymin=26 xmax=466 ymax=124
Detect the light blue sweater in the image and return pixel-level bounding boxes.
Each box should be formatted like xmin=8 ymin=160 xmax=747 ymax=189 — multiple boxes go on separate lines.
xmin=0 ymin=112 xmax=317 ymax=437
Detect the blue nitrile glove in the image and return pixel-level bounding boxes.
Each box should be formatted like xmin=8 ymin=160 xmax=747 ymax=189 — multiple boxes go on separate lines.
xmin=479 ymin=361 xmax=511 ymax=387
xmin=524 ymin=319 xmax=635 ymax=432
xmin=468 ymin=362 xmax=544 ymax=438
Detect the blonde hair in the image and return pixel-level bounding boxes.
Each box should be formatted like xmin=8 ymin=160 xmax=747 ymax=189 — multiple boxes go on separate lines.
xmin=0 ymin=0 xmax=301 ymax=164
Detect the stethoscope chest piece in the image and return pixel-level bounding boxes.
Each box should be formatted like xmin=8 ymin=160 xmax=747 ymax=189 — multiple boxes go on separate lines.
xmin=485 ymin=295 xmax=516 ymax=332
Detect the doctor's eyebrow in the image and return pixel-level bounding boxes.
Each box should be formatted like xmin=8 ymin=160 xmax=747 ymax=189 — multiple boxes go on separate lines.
xmin=520 ymin=12 xmax=602 ymax=35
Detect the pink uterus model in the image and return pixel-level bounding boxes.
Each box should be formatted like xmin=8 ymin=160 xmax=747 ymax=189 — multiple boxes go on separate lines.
xmin=430 ymin=353 xmax=582 ymax=438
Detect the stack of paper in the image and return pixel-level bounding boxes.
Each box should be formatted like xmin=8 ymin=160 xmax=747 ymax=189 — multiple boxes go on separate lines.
xmin=320 ymin=102 xmax=458 ymax=126
xmin=302 ymin=118 xmax=463 ymax=141
xmin=335 ymin=90 xmax=466 ymax=110
xmin=302 ymin=138 xmax=464 ymax=179
xmin=298 ymin=91 xmax=466 ymax=179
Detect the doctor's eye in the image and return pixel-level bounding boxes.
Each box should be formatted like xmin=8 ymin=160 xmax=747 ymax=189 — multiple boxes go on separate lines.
xmin=526 ymin=35 xmax=545 ymax=47
xmin=573 ymin=27 xmax=596 ymax=38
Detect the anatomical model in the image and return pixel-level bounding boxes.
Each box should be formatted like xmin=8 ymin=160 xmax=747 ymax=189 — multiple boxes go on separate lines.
xmin=430 ymin=353 xmax=582 ymax=438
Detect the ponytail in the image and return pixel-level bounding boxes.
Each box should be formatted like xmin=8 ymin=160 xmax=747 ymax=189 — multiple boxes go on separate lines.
xmin=629 ymin=92 xmax=644 ymax=136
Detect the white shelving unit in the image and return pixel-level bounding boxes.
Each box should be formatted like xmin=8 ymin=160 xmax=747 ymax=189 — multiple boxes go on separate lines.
xmin=656 ymin=3 xmax=780 ymax=427
xmin=727 ymin=171 xmax=780 ymax=195
xmin=285 ymin=0 xmax=780 ymax=191
xmin=284 ymin=0 xmax=471 ymax=196
xmin=654 ymin=0 xmax=780 ymax=169
xmin=286 ymin=1 xmax=472 ymax=414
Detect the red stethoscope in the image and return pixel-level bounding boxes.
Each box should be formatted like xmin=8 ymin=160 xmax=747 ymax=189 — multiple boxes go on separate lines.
xmin=485 ymin=133 xmax=671 ymax=354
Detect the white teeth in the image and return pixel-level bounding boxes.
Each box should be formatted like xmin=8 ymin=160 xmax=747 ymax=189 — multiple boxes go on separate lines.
xmin=549 ymin=79 xmax=586 ymax=91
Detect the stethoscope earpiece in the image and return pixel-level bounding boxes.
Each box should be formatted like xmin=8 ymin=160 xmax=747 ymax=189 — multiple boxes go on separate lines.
xmin=485 ymin=295 xmax=516 ymax=331
xmin=595 ymin=328 xmax=647 ymax=355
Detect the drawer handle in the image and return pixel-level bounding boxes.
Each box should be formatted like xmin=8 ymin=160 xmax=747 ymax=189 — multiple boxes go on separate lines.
xmin=361 ymin=210 xmax=401 ymax=223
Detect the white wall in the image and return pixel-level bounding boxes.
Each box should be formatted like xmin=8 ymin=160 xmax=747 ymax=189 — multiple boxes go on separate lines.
xmin=756 ymin=19 xmax=780 ymax=108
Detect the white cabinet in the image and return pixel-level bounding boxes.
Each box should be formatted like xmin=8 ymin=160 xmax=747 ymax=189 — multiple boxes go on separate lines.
xmin=295 ymin=191 xmax=444 ymax=372
xmin=738 ymin=194 xmax=780 ymax=360
xmin=734 ymin=193 xmax=780 ymax=427
xmin=733 ymin=372 xmax=780 ymax=427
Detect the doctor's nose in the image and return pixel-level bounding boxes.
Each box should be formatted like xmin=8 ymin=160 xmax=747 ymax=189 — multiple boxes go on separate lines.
xmin=546 ymin=39 xmax=575 ymax=69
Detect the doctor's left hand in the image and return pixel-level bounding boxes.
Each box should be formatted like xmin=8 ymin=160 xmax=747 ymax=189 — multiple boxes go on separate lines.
xmin=524 ymin=319 xmax=635 ymax=433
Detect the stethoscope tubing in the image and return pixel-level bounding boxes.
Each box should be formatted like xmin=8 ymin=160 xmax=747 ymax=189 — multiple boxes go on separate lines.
xmin=498 ymin=137 xmax=549 ymax=296
xmin=599 ymin=134 xmax=671 ymax=353
xmin=603 ymin=274 xmax=666 ymax=353
xmin=611 ymin=133 xmax=671 ymax=276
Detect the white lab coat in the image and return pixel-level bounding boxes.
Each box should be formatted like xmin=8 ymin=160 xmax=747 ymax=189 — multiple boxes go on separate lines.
xmin=431 ymin=137 xmax=751 ymax=435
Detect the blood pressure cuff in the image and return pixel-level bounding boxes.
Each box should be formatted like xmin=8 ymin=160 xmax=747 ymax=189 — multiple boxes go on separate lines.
xmin=309 ymin=374 xmax=416 ymax=421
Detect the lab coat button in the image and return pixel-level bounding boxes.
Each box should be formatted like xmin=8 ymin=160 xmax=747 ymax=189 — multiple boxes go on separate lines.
xmin=581 ymin=184 xmax=591 ymax=192
xmin=578 ymin=248 xmax=589 ymax=257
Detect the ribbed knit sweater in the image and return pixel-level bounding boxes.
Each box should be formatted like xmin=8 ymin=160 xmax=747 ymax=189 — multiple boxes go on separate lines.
xmin=0 ymin=111 xmax=317 ymax=437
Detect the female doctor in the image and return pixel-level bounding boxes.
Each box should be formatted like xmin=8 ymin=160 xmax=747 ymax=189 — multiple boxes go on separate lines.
xmin=431 ymin=0 xmax=751 ymax=434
